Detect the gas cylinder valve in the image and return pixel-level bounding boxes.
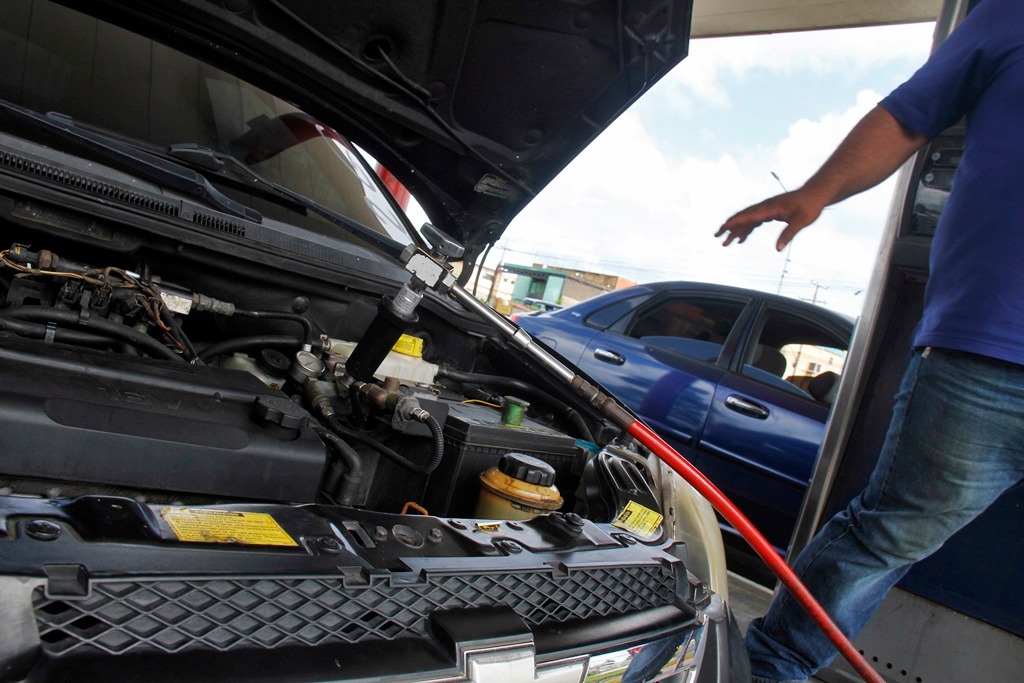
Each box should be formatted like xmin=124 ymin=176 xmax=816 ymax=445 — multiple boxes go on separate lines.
xmin=344 ymin=225 xmax=463 ymax=382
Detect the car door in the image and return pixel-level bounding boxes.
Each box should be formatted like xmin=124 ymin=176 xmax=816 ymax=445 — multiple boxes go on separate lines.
xmin=576 ymin=290 xmax=753 ymax=452
xmin=518 ymin=291 xmax=650 ymax=367
xmin=698 ymin=301 xmax=851 ymax=552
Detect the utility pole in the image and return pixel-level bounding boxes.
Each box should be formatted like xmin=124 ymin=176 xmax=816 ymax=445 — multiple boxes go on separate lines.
xmin=484 ymin=241 xmax=510 ymax=306
xmin=803 ymin=279 xmax=829 ymax=305
xmin=771 ymin=172 xmax=794 ymax=295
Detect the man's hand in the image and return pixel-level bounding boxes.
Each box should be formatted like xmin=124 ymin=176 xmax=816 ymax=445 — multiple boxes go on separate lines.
xmin=715 ymin=190 xmax=827 ymax=251
xmin=715 ymin=106 xmax=928 ymax=252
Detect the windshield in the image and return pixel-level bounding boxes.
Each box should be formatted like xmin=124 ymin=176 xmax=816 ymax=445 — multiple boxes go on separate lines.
xmin=0 ymin=0 xmax=412 ymax=246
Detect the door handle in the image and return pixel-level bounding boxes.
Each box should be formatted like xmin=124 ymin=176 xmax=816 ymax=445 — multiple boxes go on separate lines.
xmin=725 ymin=395 xmax=770 ymax=419
xmin=593 ymin=348 xmax=626 ymax=365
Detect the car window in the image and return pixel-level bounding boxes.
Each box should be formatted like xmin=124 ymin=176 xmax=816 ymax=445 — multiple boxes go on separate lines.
xmin=584 ymin=294 xmax=647 ymax=330
xmin=741 ymin=307 xmax=850 ymax=404
xmin=625 ymin=296 xmax=744 ymax=363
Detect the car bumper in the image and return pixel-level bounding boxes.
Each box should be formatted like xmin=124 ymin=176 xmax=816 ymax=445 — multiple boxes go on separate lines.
xmin=1 ymin=496 xmax=747 ymax=682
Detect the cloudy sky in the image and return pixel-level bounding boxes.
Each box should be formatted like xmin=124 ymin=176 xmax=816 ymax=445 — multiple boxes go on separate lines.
xmin=474 ymin=22 xmax=937 ymax=318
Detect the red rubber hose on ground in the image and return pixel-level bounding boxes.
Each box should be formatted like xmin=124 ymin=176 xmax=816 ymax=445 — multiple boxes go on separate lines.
xmin=628 ymin=420 xmax=885 ymax=683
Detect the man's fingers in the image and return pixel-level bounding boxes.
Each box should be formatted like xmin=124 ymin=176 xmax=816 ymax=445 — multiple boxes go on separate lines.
xmin=718 ymin=225 xmax=754 ymax=247
xmin=776 ymin=216 xmax=814 ymax=251
xmin=717 ymin=209 xmax=774 ymax=247
xmin=717 ymin=191 xmax=823 ymax=249
xmin=716 ymin=207 xmax=770 ymax=246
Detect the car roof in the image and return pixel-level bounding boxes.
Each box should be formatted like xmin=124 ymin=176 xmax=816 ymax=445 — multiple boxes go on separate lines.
xmin=570 ymin=280 xmax=855 ymax=330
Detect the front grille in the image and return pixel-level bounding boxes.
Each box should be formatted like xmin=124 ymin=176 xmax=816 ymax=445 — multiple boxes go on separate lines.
xmin=34 ymin=565 xmax=676 ymax=656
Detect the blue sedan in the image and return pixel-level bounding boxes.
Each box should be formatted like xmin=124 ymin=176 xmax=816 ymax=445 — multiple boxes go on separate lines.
xmin=518 ymin=281 xmax=854 ymax=555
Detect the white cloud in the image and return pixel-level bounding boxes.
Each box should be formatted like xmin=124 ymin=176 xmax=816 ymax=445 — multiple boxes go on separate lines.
xmin=671 ymin=22 xmax=934 ymax=110
xmin=502 ymin=84 xmax=906 ymax=317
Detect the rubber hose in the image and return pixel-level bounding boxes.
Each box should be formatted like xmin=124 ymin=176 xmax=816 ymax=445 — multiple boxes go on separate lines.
xmin=234 ymin=309 xmax=315 ymax=346
xmin=0 ymin=306 xmax=183 ymax=361
xmin=324 ymin=414 xmax=439 ymax=476
xmin=321 ymin=430 xmax=364 ymax=506
xmin=197 ymin=335 xmax=304 ymax=362
xmin=437 ymin=367 xmax=595 ymax=442
xmin=628 ymin=420 xmax=886 ymax=683
xmin=0 ymin=316 xmax=116 ymax=347
xmin=563 ymin=409 xmax=596 ymax=444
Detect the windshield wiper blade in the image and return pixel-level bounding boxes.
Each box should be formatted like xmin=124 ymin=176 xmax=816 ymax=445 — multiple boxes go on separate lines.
xmin=0 ymin=99 xmax=262 ymax=223
xmin=166 ymin=142 xmax=405 ymax=258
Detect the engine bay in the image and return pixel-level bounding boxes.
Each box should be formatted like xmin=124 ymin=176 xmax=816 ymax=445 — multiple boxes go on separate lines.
xmin=0 ymin=233 xmax=658 ymax=528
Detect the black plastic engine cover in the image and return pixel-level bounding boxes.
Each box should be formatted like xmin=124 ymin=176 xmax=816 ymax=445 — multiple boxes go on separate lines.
xmin=0 ymin=339 xmax=326 ymax=501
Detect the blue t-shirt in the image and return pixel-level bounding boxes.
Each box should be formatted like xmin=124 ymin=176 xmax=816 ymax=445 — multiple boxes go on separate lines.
xmin=880 ymin=0 xmax=1024 ymax=365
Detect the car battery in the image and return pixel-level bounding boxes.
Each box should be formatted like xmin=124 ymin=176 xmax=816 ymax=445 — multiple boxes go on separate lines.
xmin=425 ymin=400 xmax=585 ymax=517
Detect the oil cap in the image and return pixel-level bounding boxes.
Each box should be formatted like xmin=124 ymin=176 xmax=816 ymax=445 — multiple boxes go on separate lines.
xmin=498 ymin=452 xmax=556 ymax=487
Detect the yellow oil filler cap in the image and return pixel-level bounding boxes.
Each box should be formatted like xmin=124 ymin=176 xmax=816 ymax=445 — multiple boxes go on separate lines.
xmin=475 ymin=452 xmax=563 ymax=521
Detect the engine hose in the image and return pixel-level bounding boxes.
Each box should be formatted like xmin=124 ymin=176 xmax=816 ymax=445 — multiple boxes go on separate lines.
xmin=320 ymin=430 xmax=364 ymax=506
xmin=0 ymin=306 xmax=184 ymax=361
xmin=197 ymin=335 xmax=304 ymax=362
xmin=324 ymin=414 xmax=442 ymax=476
xmin=627 ymin=419 xmax=885 ymax=683
xmin=437 ymin=367 xmax=596 ymax=442
xmin=234 ymin=309 xmax=316 ymax=346
xmin=0 ymin=316 xmax=118 ymax=347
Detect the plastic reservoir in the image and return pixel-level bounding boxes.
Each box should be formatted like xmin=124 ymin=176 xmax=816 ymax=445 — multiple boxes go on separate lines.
xmin=326 ymin=336 xmax=439 ymax=385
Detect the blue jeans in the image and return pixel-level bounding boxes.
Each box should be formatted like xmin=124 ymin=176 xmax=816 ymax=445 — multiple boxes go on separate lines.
xmin=745 ymin=347 xmax=1024 ymax=682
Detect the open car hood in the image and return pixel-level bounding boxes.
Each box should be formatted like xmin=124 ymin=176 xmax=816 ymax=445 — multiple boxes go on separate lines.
xmin=64 ymin=0 xmax=693 ymax=261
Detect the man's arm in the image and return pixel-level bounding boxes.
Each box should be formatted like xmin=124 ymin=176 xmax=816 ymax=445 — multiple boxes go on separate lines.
xmin=716 ymin=106 xmax=928 ymax=251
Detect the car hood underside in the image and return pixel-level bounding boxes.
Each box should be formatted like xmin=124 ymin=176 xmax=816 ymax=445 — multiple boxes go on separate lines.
xmin=62 ymin=0 xmax=693 ymax=260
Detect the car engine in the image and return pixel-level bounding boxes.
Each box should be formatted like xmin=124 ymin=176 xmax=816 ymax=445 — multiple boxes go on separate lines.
xmin=0 ymin=238 xmax=652 ymax=524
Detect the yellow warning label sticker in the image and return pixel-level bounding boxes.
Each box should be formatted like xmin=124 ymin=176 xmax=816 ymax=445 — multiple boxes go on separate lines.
xmin=160 ymin=507 xmax=298 ymax=547
xmin=611 ymin=501 xmax=664 ymax=539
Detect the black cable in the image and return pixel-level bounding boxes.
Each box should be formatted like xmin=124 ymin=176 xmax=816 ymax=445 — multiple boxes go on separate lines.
xmin=0 ymin=306 xmax=183 ymax=361
xmin=324 ymin=413 xmax=441 ymax=476
xmin=197 ymin=335 xmax=304 ymax=362
xmin=234 ymin=309 xmax=316 ymax=345
xmin=377 ymin=49 xmax=536 ymax=199
xmin=159 ymin=305 xmax=200 ymax=362
xmin=265 ymin=0 xmax=535 ymax=199
xmin=320 ymin=430 xmax=364 ymax=506
xmin=438 ymin=368 xmax=537 ymax=397
xmin=437 ymin=367 xmax=596 ymax=442
xmin=471 ymin=242 xmax=492 ymax=296
xmin=422 ymin=414 xmax=445 ymax=475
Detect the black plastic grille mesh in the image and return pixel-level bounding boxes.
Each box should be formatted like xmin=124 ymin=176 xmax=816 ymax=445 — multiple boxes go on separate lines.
xmin=0 ymin=150 xmax=180 ymax=216
xmin=192 ymin=211 xmax=246 ymax=237
xmin=34 ymin=565 xmax=675 ymax=656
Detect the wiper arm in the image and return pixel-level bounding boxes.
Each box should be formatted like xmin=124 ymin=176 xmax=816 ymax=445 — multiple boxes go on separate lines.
xmin=167 ymin=142 xmax=404 ymax=258
xmin=0 ymin=99 xmax=261 ymax=223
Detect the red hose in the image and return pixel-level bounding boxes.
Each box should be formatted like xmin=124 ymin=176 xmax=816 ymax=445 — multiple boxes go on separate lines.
xmin=627 ymin=420 xmax=885 ymax=683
